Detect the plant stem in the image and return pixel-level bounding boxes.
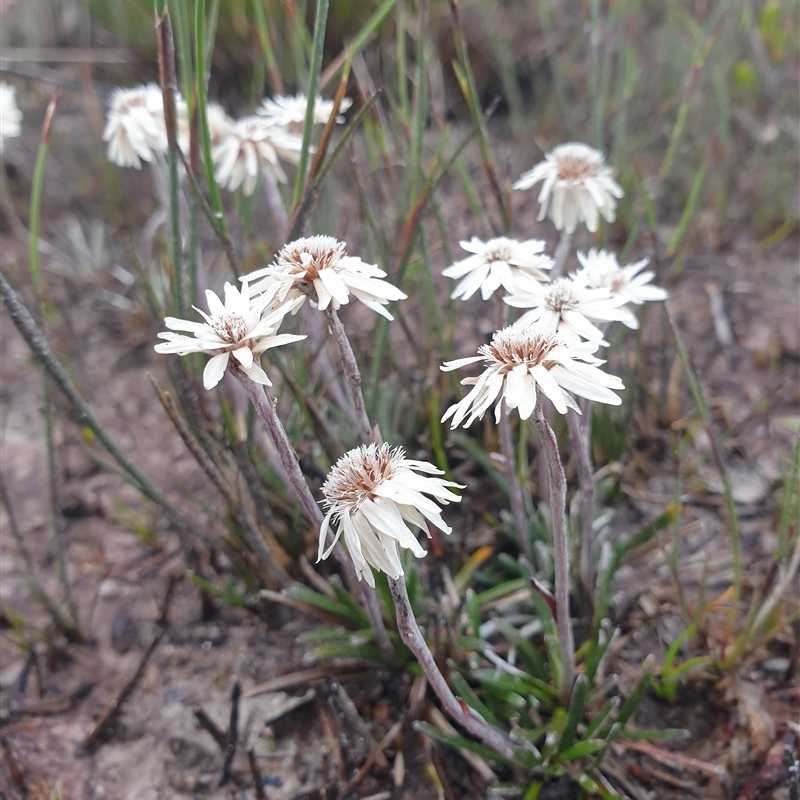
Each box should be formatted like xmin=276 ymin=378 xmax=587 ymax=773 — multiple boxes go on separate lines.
xmin=495 ymin=299 xmax=530 ymax=560
xmin=533 ymin=404 xmax=575 ymax=703
xmin=388 ymin=576 xmax=517 ymax=761
xmin=233 ymin=370 xmax=394 ymax=661
xmin=565 ymin=407 xmax=595 ymax=601
xmin=551 ymin=229 xmax=572 ymax=279
xmin=324 ymin=307 xmax=375 ymax=444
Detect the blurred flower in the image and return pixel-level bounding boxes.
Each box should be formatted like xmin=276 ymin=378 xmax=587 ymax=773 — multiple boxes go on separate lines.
xmin=513 ymin=143 xmax=623 ymax=233
xmin=575 ymin=249 xmax=668 ymax=328
xmin=441 ymin=323 xmax=624 ymax=427
xmin=0 ymin=82 xmax=22 ymax=151
xmin=103 ymin=84 xmax=167 ymax=169
xmin=258 ymin=93 xmax=352 ymax=133
xmin=245 ymin=235 xmax=407 ymax=320
xmin=212 ymin=116 xmax=303 ymax=195
xmin=318 ymin=443 xmax=463 ymax=586
xmin=154 ymin=282 xmax=305 ymax=390
xmin=504 ymin=277 xmax=630 ymax=346
xmin=206 ymin=101 xmax=235 ymax=144
xmin=443 ymin=237 xmax=553 ymax=301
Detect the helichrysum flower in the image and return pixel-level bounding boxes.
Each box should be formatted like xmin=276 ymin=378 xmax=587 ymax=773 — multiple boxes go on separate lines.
xmin=245 ymin=235 xmax=407 ymax=320
xmin=317 ymin=443 xmax=463 ymax=586
xmin=206 ymin=102 xmax=235 ymax=144
xmin=443 ymin=237 xmax=553 ymax=301
xmin=103 ymin=84 xmax=167 ymax=169
xmin=258 ymin=93 xmax=353 ymax=132
xmin=212 ymin=117 xmax=303 ymax=195
xmin=154 ymin=282 xmax=305 ymax=390
xmin=575 ymin=249 xmax=668 ymax=328
xmin=513 ymin=143 xmax=623 ymax=234
xmin=0 ymin=82 xmax=22 ymax=151
xmin=504 ymin=277 xmax=630 ymax=346
xmin=441 ymin=323 xmax=623 ymax=426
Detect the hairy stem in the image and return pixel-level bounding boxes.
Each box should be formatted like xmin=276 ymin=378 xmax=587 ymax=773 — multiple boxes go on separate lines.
xmin=533 ymin=404 xmax=575 ymax=703
xmin=551 ymin=229 xmax=572 ymax=279
xmin=389 ymin=576 xmax=517 ymax=761
xmin=566 ymin=407 xmax=595 ymax=602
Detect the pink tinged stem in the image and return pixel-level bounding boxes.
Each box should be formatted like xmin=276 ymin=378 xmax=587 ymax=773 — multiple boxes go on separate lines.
xmin=551 ymin=229 xmax=572 ymax=279
xmin=565 ymin=407 xmax=596 ymax=602
xmin=533 ymin=404 xmax=575 ymax=704
xmin=235 ymin=370 xmax=394 ymax=661
xmin=388 ymin=576 xmax=518 ymax=761
xmin=495 ymin=298 xmax=531 ymax=561
xmin=325 ymin=307 xmax=376 ymax=444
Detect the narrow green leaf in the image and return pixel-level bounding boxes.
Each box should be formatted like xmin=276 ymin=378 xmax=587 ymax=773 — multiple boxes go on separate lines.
xmin=415 ymin=722 xmax=514 ymax=766
xmin=556 ymin=674 xmax=588 ymax=754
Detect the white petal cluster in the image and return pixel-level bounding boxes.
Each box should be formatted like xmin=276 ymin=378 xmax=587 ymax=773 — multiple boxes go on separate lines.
xmin=575 ymin=249 xmax=668 ymax=329
xmin=154 ymin=282 xmax=305 ymax=390
xmin=513 ymin=142 xmax=623 ymax=233
xmin=245 ymin=235 xmax=407 ymax=320
xmin=206 ymin=102 xmax=235 ymax=143
xmin=441 ymin=323 xmax=624 ymax=427
xmin=504 ymin=277 xmax=630 ymax=346
xmin=318 ymin=443 xmax=463 ymax=586
xmin=258 ymin=93 xmax=352 ymax=132
xmin=443 ymin=237 xmax=553 ymax=301
xmin=212 ymin=116 xmax=303 ymax=195
xmin=103 ymin=84 xmax=169 ymax=169
xmin=0 ymin=82 xmax=23 ymax=152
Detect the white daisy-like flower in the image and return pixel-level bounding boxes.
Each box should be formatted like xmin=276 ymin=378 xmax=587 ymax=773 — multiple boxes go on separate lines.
xmin=513 ymin=143 xmax=624 ymax=233
xmin=442 ymin=237 xmax=553 ymax=301
xmin=441 ymin=323 xmax=624 ymax=428
xmin=0 ymin=82 xmax=23 ymax=152
xmin=317 ymin=443 xmax=463 ymax=587
xmin=258 ymin=93 xmax=353 ymax=133
xmin=206 ymin=102 xmax=235 ymax=144
xmin=575 ymin=249 xmax=668 ymax=329
xmin=212 ymin=116 xmax=303 ymax=195
xmin=504 ymin=277 xmax=630 ymax=347
xmin=154 ymin=282 xmax=306 ymax=390
xmin=245 ymin=235 xmax=407 ymax=320
xmin=103 ymin=84 xmax=168 ymax=169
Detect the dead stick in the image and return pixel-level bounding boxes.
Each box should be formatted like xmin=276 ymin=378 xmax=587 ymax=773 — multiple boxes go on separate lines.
xmin=219 ymin=682 xmax=241 ymax=786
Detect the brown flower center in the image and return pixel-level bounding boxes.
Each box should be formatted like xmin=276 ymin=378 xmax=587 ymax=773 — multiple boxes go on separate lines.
xmin=324 ymin=444 xmax=400 ymax=510
xmin=280 ymin=240 xmax=347 ymax=283
xmin=555 ymin=152 xmax=601 ymax=181
xmin=544 ymin=281 xmax=579 ymax=314
xmin=485 ymin=327 xmax=560 ymax=374
xmin=211 ymin=312 xmax=248 ymax=344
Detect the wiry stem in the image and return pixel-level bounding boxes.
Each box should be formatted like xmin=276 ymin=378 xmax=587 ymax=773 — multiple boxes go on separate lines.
xmin=551 ymin=229 xmax=572 ymax=279
xmin=565 ymin=407 xmax=595 ymax=601
xmin=324 ymin=307 xmax=375 ymax=444
xmin=495 ymin=299 xmax=530 ymax=560
xmin=389 ymin=576 xmax=518 ymax=761
xmin=533 ymin=403 xmax=575 ymax=703
xmin=234 ymin=370 xmax=394 ymax=662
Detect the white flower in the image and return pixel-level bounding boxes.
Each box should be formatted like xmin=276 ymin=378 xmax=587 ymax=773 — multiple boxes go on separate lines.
xmin=443 ymin=237 xmax=553 ymax=301
xmin=103 ymin=84 xmax=168 ymax=169
xmin=513 ymin=143 xmax=623 ymax=233
xmin=0 ymin=82 xmax=22 ymax=151
xmin=212 ymin=116 xmax=303 ymax=195
xmin=575 ymin=249 xmax=668 ymax=328
xmin=441 ymin=323 xmax=624 ymax=427
xmin=154 ymin=282 xmax=305 ymax=390
xmin=206 ymin=102 xmax=235 ymax=143
xmin=504 ymin=277 xmax=630 ymax=346
xmin=258 ymin=93 xmax=353 ymax=132
xmin=317 ymin=443 xmax=463 ymax=587
xmin=245 ymin=235 xmax=407 ymax=320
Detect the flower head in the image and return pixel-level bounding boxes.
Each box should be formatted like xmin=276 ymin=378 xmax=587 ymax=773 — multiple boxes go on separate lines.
xmin=0 ymin=82 xmax=22 ymax=151
xmin=103 ymin=84 xmax=167 ymax=169
xmin=513 ymin=143 xmax=623 ymax=233
xmin=206 ymin=102 xmax=235 ymax=144
xmin=318 ymin=443 xmax=463 ymax=586
xmin=212 ymin=116 xmax=303 ymax=195
xmin=245 ymin=235 xmax=407 ymax=320
xmin=441 ymin=323 xmax=623 ymax=426
xmin=258 ymin=93 xmax=353 ymax=132
xmin=504 ymin=276 xmax=630 ymax=346
xmin=443 ymin=237 xmax=553 ymax=301
xmin=575 ymin=249 xmax=668 ymax=328
xmin=154 ymin=282 xmax=305 ymax=390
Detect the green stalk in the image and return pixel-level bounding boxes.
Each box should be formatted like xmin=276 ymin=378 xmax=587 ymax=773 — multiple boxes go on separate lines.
xmin=291 ymin=0 xmax=330 ymax=210
xmin=168 ymin=0 xmax=193 ymax=107
xmin=252 ymin=0 xmax=285 ymax=94
xmin=195 ymin=0 xmax=228 ymax=236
